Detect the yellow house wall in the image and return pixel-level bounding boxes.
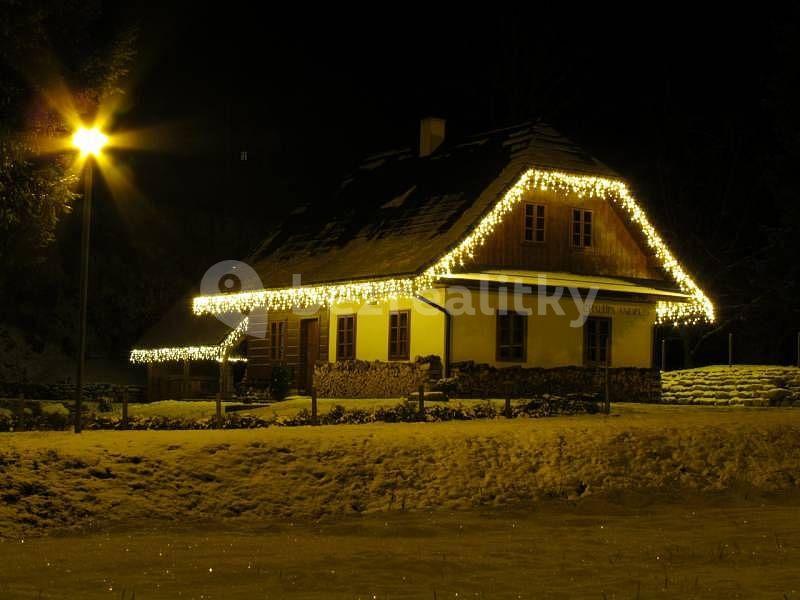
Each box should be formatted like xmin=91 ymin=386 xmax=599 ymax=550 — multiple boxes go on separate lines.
xmin=327 ymin=288 xmax=654 ymax=368
xmin=448 ymin=290 xmax=654 ymax=368
xmin=328 ymin=290 xmax=447 ymax=362
xmin=589 ymin=300 xmax=654 ymax=368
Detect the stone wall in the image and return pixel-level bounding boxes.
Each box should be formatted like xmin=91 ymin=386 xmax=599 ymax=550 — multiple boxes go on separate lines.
xmin=313 ymin=358 xmax=659 ymax=402
xmin=313 ymin=357 xmax=441 ymax=398
xmin=439 ymin=362 xmax=660 ymax=402
xmin=0 ymin=381 xmax=145 ymax=403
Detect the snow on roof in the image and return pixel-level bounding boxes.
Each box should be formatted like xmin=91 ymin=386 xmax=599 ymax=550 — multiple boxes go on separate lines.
xmin=247 ymin=121 xmax=619 ymax=289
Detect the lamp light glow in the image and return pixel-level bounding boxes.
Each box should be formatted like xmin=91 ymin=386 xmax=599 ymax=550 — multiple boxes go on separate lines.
xmin=72 ymin=127 xmax=108 ymax=155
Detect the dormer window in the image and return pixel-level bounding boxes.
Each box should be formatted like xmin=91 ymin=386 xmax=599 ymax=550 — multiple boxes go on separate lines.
xmin=523 ymin=203 xmax=546 ymax=243
xmin=571 ymin=208 xmax=593 ymax=248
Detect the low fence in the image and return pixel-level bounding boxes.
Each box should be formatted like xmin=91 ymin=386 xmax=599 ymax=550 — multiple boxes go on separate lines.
xmin=0 ymin=382 xmax=146 ymax=403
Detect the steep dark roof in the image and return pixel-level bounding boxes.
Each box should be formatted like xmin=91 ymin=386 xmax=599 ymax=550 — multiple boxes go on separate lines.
xmin=135 ymin=122 xmax=621 ymax=351
xmin=248 ymin=121 xmax=619 ymax=288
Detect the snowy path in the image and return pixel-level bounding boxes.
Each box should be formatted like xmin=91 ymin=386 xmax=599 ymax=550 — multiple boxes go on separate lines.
xmin=1 ymin=501 xmax=799 ymax=599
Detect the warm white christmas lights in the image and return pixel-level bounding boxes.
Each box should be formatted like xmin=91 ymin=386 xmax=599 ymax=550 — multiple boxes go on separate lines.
xmin=191 ymin=167 xmax=714 ymax=326
xmin=130 ymin=317 xmax=250 ymax=364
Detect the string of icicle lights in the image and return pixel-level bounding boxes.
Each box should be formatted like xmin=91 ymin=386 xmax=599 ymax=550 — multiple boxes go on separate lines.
xmin=192 ymin=169 xmax=714 ymax=326
xmin=129 ymin=318 xmax=250 ymax=364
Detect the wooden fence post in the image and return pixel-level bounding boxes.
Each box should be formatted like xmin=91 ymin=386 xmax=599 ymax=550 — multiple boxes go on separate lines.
xmin=311 ymin=387 xmax=318 ymax=425
xmin=504 ymin=381 xmax=512 ymax=418
xmin=147 ymin=364 xmax=155 ymax=402
xmin=604 ymin=337 xmax=611 ymax=414
xmin=182 ymin=360 xmax=190 ymax=400
xmin=418 ymin=384 xmax=425 ymax=420
xmin=122 ymin=386 xmax=129 ymax=427
xmin=661 ymin=338 xmax=667 ymax=372
xmin=728 ymin=333 xmax=733 ymax=367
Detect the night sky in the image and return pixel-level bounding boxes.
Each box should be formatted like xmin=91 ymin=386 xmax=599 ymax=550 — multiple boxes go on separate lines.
xmin=8 ymin=4 xmax=800 ymax=364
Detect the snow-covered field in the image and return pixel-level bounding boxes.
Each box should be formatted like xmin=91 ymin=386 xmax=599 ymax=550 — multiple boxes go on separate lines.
xmin=1 ymin=404 xmax=800 ymax=597
xmin=1 ymin=404 xmax=799 ymax=540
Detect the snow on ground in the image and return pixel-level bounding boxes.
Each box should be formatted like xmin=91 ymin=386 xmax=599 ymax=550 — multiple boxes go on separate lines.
xmin=110 ymin=400 xmax=239 ymax=419
xmin=1 ymin=404 xmax=799 ymax=541
xmin=2 ymin=502 xmax=800 ymax=599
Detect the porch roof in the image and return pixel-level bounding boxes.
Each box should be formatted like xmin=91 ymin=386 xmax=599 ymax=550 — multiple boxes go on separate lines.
xmin=130 ymin=295 xmax=248 ymax=364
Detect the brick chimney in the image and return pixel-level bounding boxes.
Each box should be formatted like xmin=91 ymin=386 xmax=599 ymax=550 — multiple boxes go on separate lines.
xmin=419 ymin=117 xmax=446 ymax=157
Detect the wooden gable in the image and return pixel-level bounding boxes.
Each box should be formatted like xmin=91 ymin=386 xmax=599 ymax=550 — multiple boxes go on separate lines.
xmin=468 ymin=187 xmax=665 ymax=281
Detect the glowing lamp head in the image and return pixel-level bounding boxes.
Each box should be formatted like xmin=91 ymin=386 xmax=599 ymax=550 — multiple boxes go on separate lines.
xmin=72 ymin=127 xmax=108 ymax=155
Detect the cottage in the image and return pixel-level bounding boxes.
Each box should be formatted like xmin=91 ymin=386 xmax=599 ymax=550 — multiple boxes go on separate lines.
xmin=132 ymin=119 xmax=713 ymax=399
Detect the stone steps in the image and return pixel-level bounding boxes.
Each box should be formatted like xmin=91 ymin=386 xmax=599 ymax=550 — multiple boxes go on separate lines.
xmin=660 ymin=366 xmax=800 ymax=406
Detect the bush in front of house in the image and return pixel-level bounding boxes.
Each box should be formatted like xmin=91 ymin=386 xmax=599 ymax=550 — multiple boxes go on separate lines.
xmin=89 ymin=413 xmax=277 ymax=430
xmin=1 ymin=394 xmax=600 ymax=431
xmin=0 ymin=398 xmax=72 ymax=431
xmin=373 ymin=401 xmax=421 ymax=423
xmin=517 ymin=393 xmax=601 ymax=417
xmin=269 ymin=365 xmax=292 ymax=400
xmin=0 ymin=408 xmax=13 ymax=431
xmin=426 ymin=403 xmax=473 ymax=421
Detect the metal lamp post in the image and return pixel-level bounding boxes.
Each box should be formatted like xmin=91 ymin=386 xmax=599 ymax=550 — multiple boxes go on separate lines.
xmin=72 ymin=127 xmax=107 ymax=434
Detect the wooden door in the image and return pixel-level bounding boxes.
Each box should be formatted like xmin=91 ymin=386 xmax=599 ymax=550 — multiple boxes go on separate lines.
xmin=299 ymin=318 xmax=320 ymax=393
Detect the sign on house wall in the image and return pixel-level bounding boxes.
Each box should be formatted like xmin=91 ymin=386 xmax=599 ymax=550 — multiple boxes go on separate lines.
xmin=590 ymin=303 xmax=651 ymax=317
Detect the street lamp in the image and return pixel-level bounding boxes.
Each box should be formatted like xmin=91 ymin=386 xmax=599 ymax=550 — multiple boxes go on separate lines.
xmin=72 ymin=126 xmax=108 ymax=433
xmin=73 ymin=127 xmax=108 ymax=156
